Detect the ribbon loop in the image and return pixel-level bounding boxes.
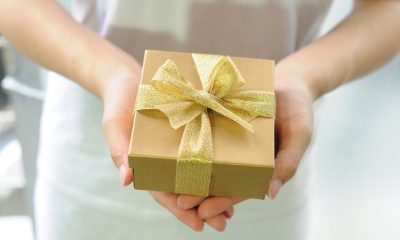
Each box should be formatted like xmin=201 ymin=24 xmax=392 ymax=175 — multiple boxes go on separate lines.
xmin=135 ymin=53 xmax=275 ymax=196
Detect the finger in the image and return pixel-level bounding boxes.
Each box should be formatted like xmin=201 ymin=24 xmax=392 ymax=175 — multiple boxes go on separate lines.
xmin=268 ymin=116 xmax=312 ymax=199
xmin=198 ymin=197 xmax=243 ymax=219
xmin=177 ymin=195 xmax=206 ymax=210
xmin=205 ymin=214 xmax=227 ymax=232
xmin=150 ymin=191 xmax=204 ymax=231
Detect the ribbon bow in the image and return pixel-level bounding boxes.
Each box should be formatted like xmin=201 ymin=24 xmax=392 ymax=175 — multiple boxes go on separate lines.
xmin=135 ymin=53 xmax=275 ymax=196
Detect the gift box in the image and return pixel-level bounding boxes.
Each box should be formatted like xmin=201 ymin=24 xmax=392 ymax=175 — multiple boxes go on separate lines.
xmin=128 ymin=50 xmax=275 ymax=199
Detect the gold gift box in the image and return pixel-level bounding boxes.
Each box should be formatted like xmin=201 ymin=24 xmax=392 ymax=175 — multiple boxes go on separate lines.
xmin=128 ymin=50 xmax=275 ymax=199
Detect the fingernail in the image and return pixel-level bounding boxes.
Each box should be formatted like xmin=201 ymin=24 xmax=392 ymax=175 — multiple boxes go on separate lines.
xmin=192 ymin=222 xmax=204 ymax=232
xmin=119 ymin=165 xmax=127 ymax=186
xmin=268 ymin=179 xmax=282 ymax=200
xmin=224 ymin=209 xmax=234 ymax=219
xmin=223 ymin=212 xmax=232 ymax=219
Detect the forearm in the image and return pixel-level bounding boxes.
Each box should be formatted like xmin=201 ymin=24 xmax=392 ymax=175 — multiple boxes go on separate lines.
xmin=278 ymin=0 xmax=400 ymax=100
xmin=0 ymin=0 xmax=140 ymax=98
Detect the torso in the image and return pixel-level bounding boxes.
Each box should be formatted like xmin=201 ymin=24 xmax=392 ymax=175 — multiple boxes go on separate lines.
xmin=37 ymin=1 xmax=331 ymax=238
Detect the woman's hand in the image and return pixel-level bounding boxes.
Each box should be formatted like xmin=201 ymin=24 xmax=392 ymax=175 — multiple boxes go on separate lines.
xmin=149 ymin=192 xmax=233 ymax=232
xmin=102 ymin=69 xmax=141 ymax=186
xmin=269 ymin=64 xmax=315 ymax=198
xmin=174 ymin=62 xmax=317 ymax=229
xmin=99 ymin=68 xmax=232 ymax=232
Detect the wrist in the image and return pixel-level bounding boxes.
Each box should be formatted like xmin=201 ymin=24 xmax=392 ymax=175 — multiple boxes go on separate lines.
xmin=276 ymin=55 xmax=328 ymax=101
xmin=64 ymin=30 xmax=142 ymax=100
xmin=99 ymin=63 xmax=141 ymax=103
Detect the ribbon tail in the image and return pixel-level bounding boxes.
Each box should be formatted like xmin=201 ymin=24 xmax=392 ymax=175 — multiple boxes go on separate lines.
xmin=207 ymin=98 xmax=255 ymax=133
xmin=223 ymin=91 xmax=276 ymax=121
xmin=175 ymin=111 xmax=213 ymax=196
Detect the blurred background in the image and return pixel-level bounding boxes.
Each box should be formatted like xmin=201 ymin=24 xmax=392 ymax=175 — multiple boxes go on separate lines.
xmin=0 ymin=1 xmax=399 ymax=239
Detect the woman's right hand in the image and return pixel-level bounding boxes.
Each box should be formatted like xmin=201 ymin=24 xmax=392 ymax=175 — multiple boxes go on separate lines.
xmin=99 ymin=67 xmax=230 ymax=232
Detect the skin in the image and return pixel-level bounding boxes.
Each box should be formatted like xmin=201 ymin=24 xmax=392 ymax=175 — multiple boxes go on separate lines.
xmin=1 ymin=0 xmax=399 ymax=232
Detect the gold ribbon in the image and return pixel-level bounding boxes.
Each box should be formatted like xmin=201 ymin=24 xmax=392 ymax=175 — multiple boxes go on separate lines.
xmin=135 ymin=54 xmax=275 ymax=196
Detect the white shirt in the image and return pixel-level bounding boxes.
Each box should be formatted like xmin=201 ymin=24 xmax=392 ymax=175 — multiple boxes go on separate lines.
xmin=36 ymin=1 xmax=332 ymax=239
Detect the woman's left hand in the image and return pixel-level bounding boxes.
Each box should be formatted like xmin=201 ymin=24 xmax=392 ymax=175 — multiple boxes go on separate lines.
xmin=175 ymin=61 xmax=316 ymax=229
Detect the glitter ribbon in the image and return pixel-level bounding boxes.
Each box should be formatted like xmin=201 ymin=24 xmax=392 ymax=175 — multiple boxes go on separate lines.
xmin=135 ymin=54 xmax=275 ymax=196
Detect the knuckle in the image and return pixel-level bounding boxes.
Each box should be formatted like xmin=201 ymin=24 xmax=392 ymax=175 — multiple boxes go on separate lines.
xmin=110 ymin=148 xmax=126 ymax=165
xmin=102 ymin=111 xmax=124 ymax=126
xmin=296 ymin=118 xmax=312 ymax=132
xmin=284 ymin=161 xmax=298 ymax=181
xmin=102 ymin=115 xmax=114 ymax=128
xmin=296 ymin=122 xmax=313 ymax=142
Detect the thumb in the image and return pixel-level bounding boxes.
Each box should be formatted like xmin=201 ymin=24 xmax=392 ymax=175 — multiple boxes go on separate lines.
xmin=102 ymin=76 xmax=138 ymax=186
xmin=268 ymin=119 xmax=312 ymax=199
xmin=103 ymin=108 xmax=134 ymax=186
xmin=99 ymin=68 xmax=140 ymax=187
